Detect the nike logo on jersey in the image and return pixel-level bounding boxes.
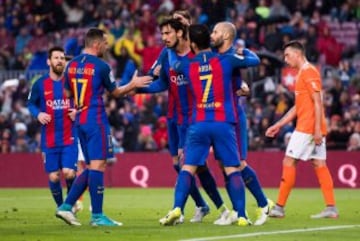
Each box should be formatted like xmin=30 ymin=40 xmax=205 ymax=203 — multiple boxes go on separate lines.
xmin=44 ymin=91 xmax=52 ymax=95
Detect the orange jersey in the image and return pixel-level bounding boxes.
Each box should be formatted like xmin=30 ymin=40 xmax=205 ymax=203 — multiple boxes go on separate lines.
xmin=294 ymin=63 xmax=327 ymax=135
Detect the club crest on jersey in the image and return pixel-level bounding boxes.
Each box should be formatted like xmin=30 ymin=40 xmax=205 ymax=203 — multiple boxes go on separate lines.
xmin=46 ymin=99 xmax=70 ymax=110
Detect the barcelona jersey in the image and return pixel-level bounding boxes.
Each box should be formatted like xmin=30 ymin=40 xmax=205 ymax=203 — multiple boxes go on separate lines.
xmin=64 ymin=53 xmax=116 ymax=125
xmin=169 ymin=50 xmax=257 ymax=124
xmin=144 ymin=47 xmax=194 ymax=125
xmin=28 ymin=74 xmax=75 ymax=149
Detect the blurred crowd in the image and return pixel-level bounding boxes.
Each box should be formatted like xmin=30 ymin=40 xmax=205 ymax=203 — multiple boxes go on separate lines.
xmin=0 ymin=0 xmax=359 ymax=153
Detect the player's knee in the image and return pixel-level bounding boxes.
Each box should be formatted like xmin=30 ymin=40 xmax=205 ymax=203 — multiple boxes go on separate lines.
xmin=48 ymin=172 xmax=60 ymax=182
xmin=62 ymin=169 xmax=76 ymax=179
xmin=239 ymin=161 xmax=247 ymax=171
xmin=89 ymin=160 xmax=106 ymax=172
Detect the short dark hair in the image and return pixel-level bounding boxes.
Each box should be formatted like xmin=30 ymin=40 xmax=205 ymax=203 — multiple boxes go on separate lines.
xmin=48 ymin=46 xmax=64 ymax=59
xmin=85 ymin=28 xmax=106 ymax=47
xmin=189 ymin=24 xmax=210 ymax=50
xmin=283 ymin=40 xmax=305 ymax=53
xmin=159 ymin=17 xmax=187 ymax=39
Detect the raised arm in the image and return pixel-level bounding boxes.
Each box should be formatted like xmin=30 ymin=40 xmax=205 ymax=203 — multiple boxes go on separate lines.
xmin=111 ymin=70 xmax=152 ymax=98
xmin=265 ymin=106 xmax=296 ymax=138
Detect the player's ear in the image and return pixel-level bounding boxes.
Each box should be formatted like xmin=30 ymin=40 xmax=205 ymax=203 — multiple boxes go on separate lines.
xmin=46 ymin=58 xmax=51 ymax=67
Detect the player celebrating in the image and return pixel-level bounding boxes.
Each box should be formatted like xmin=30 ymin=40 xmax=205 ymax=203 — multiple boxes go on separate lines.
xmin=55 ymin=28 xmax=151 ymax=226
xmin=266 ymin=40 xmax=338 ymax=219
xmin=139 ymin=17 xmax=229 ymax=223
xmin=159 ymin=24 xmax=258 ymax=226
xmin=210 ymin=22 xmax=273 ymax=225
xmin=28 ymin=46 xmax=78 ymax=212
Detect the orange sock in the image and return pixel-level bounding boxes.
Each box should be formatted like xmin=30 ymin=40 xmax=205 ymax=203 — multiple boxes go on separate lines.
xmin=315 ymin=166 xmax=336 ymax=206
xmin=277 ymin=165 xmax=296 ymax=207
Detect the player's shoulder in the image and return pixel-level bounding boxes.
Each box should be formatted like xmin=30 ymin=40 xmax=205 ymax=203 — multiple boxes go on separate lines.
xmin=300 ymin=63 xmax=320 ymax=78
xmin=35 ymin=73 xmax=50 ymax=84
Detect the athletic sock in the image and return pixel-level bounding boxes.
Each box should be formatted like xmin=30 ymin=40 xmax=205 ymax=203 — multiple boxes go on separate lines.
xmin=241 ymin=166 xmax=267 ymax=207
xmin=174 ymin=170 xmax=192 ymax=210
xmin=49 ymin=180 xmax=63 ymax=207
xmin=189 ymin=175 xmax=207 ymax=208
xmin=173 ymin=163 xmax=181 ymax=173
xmin=65 ymin=177 xmax=75 ymax=194
xmin=88 ymin=170 xmax=104 ymax=215
xmin=227 ymin=171 xmax=246 ymax=217
xmin=315 ymin=166 xmax=336 ymax=206
xmin=197 ymin=168 xmax=223 ymax=209
xmin=65 ymin=169 xmax=89 ymax=206
xmin=277 ymin=165 xmax=296 ymax=207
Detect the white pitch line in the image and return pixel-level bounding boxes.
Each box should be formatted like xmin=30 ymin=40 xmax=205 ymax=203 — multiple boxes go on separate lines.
xmin=179 ymin=224 xmax=360 ymax=241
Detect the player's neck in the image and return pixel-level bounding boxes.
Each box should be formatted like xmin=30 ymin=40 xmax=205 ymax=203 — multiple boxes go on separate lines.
xmin=195 ymin=48 xmax=211 ymax=55
xmin=175 ymin=40 xmax=190 ymax=56
xmin=83 ymin=47 xmax=97 ymax=56
xmin=49 ymin=71 xmax=63 ymax=81
xmin=297 ymin=58 xmax=309 ymax=70
xmin=217 ymin=43 xmax=232 ymax=54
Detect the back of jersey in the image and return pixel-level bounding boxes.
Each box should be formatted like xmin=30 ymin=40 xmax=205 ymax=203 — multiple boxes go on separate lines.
xmin=187 ymin=51 xmax=237 ymax=123
xmin=64 ymin=54 xmax=116 ymax=125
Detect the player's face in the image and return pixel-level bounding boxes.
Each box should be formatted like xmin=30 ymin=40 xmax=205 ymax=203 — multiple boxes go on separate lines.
xmin=284 ymin=47 xmax=299 ymax=68
xmin=48 ymin=51 xmax=66 ymax=76
xmin=210 ymin=25 xmax=224 ymax=49
xmin=97 ymin=35 xmax=109 ymax=58
xmin=161 ymin=25 xmax=179 ymax=49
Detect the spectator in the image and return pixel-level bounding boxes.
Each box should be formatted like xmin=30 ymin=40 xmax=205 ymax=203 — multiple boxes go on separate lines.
xmin=347 ymin=133 xmax=360 ymax=151
xmin=152 ymin=116 xmax=168 ymax=151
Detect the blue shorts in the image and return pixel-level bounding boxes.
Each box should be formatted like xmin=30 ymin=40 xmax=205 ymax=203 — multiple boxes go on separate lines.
xmin=43 ymin=144 xmax=78 ymax=173
xmin=78 ymin=123 xmax=114 ymax=164
xmin=184 ymin=122 xmax=240 ymax=167
xmin=236 ymin=106 xmax=248 ymax=160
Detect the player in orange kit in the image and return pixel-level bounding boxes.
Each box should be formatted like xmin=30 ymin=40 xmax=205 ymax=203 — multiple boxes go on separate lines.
xmin=265 ymin=40 xmax=338 ymax=219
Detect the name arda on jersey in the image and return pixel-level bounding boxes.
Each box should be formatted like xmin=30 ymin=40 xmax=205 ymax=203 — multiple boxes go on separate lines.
xmin=199 ymin=64 xmax=212 ymax=73
xmin=46 ymin=99 xmax=70 ymax=110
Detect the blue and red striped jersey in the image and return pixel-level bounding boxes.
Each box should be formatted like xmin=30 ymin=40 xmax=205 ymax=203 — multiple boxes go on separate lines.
xmin=28 ymin=74 xmax=75 ymax=149
xmin=169 ymin=50 xmax=259 ymax=123
xmin=141 ymin=47 xmax=193 ymax=125
xmin=64 ymin=54 xmax=116 ymax=125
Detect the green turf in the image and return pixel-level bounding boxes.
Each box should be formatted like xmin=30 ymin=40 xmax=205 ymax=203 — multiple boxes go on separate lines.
xmin=0 ymin=188 xmax=359 ymax=241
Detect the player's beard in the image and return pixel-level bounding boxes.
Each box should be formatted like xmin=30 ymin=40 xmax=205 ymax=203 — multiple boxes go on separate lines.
xmin=210 ymin=38 xmax=224 ymax=49
xmin=52 ymin=64 xmax=64 ymax=76
xmin=169 ymin=38 xmax=179 ymax=49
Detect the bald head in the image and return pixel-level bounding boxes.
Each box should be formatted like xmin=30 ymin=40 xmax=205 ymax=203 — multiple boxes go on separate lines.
xmin=210 ymin=21 xmax=236 ymax=52
xmin=218 ymin=22 xmax=236 ymax=41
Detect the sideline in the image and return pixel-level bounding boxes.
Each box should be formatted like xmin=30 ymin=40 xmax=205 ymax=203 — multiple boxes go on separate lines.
xmin=179 ymin=224 xmax=360 ymax=241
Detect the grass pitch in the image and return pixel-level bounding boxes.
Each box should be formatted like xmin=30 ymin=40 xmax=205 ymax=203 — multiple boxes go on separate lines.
xmin=0 ymin=188 xmax=359 ymax=241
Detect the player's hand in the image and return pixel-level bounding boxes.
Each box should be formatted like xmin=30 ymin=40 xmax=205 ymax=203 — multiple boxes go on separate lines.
xmin=37 ymin=112 xmax=51 ymax=125
xmin=173 ymin=13 xmax=190 ymax=26
xmin=265 ymin=124 xmax=280 ymax=138
xmin=153 ymin=65 xmax=161 ymax=77
xmin=313 ymin=131 xmax=323 ymax=145
xmin=67 ymin=108 xmax=77 ymax=121
xmin=236 ymin=47 xmax=244 ymax=56
xmin=236 ymin=82 xmax=250 ymax=96
xmin=130 ymin=70 xmax=153 ymax=88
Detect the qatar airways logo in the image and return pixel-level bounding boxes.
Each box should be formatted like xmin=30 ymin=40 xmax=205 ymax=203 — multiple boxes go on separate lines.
xmin=46 ymin=99 xmax=71 ymax=110
xmin=170 ymin=73 xmax=188 ymax=86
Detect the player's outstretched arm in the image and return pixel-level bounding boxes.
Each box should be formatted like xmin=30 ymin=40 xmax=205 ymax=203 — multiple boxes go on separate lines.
xmin=265 ymin=106 xmax=296 ymax=137
xmin=111 ymin=70 xmax=152 ymax=98
xmin=232 ymin=48 xmax=260 ymax=68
